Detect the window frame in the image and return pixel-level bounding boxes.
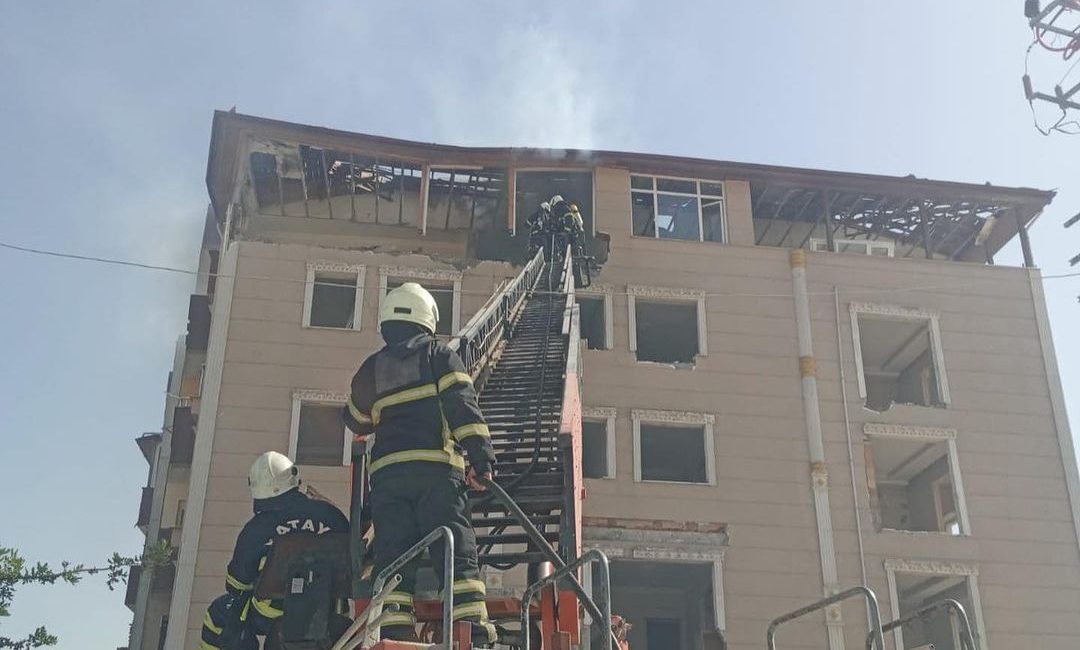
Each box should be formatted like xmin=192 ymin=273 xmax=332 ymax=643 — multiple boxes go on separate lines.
xmin=578 ymin=285 xmax=614 ymax=351
xmin=630 ymin=174 xmax=727 ymax=243
xmin=809 ymin=238 xmax=895 ymax=257
xmin=582 ymin=406 xmax=617 ymax=480
xmin=378 ymin=265 xmax=463 ymax=335
xmin=864 ymin=423 xmax=972 ymax=536
xmin=302 ymin=261 xmax=366 ymax=331
xmin=627 ymin=285 xmax=708 ymax=363
xmin=289 ymin=389 xmax=350 ymax=467
xmin=632 ymin=409 xmax=716 ymax=485
xmin=849 ymin=302 xmax=951 ymax=407
xmin=884 ymin=558 xmax=989 ymax=650
xmin=511 ymin=167 xmax=597 ymax=238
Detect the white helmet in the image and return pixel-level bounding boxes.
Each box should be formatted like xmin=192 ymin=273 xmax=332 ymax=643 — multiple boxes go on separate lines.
xmin=540 ymin=202 xmax=551 ymax=211
xmin=549 ymin=194 xmax=564 ymax=206
xmin=248 ymin=451 xmax=300 ymax=500
xmin=380 ymin=282 xmax=439 ymax=334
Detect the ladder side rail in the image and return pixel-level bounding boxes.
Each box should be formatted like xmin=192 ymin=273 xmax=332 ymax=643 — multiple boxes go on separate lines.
xmin=449 ymin=249 xmax=545 ymax=374
xmin=766 ymin=585 xmax=884 ymax=650
xmin=558 ymin=298 xmax=583 ymax=565
xmin=361 ymin=525 xmax=455 ymax=650
xmin=520 ymin=549 xmax=619 ymax=650
xmin=329 ymin=574 xmax=403 ymax=650
xmin=868 ymin=598 xmax=977 ymax=650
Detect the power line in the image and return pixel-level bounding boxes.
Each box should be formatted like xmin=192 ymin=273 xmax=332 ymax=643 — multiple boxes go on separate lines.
xmin=1 ymin=239 xmax=1078 ymax=302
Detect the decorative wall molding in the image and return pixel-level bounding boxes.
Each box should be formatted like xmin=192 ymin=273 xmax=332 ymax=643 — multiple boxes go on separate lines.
xmin=849 ymin=301 xmax=939 ymax=321
xmin=378 ymin=265 xmax=462 ymax=282
xmin=628 ymin=284 xmax=705 ymax=300
xmin=864 ymin=423 xmax=957 ymax=440
xmin=884 ymin=558 xmax=978 ymax=576
xmin=583 ymin=406 xmax=617 ymax=419
xmin=581 ymin=283 xmax=615 ymax=295
xmin=631 ymin=546 xmax=725 ymax=563
xmin=292 ymin=389 xmax=349 ymax=404
xmin=307 ymin=260 xmax=366 ymax=275
xmin=632 ymin=408 xmax=714 ymax=425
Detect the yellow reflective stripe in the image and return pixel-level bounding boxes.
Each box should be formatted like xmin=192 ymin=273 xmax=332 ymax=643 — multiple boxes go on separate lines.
xmin=371 ymin=383 xmax=438 ymax=424
xmin=384 ymin=591 xmax=415 ymax=606
xmin=452 ymin=600 xmax=489 ymax=621
xmin=347 ymin=398 xmax=372 ymax=424
xmin=257 ymin=556 xmax=267 ymax=572
xmin=452 ymin=422 xmax=490 ymax=442
xmin=452 ymin=579 xmax=487 ymax=595
xmin=369 ymin=448 xmax=465 ymax=474
xmin=225 ymin=572 xmax=253 ymax=592
xmin=382 ymin=611 xmax=418 ymax=626
xmin=438 ymin=371 xmax=473 ymax=393
xmin=240 ymin=598 xmax=251 ymax=622
xmin=251 ymin=597 xmax=284 ymax=619
xmin=203 ymin=611 xmax=223 ymax=635
xmin=199 ymin=642 xmax=222 ymax=650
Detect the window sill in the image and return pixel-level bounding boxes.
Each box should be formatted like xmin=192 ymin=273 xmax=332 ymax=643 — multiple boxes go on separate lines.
xmin=303 ymin=324 xmax=362 ymax=332
xmin=629 ymin=234 xmax=726 ymax=245
xmin=636 ymin=478 xmax=715 ymax=487
xmin=878 ymin=527 xmax=967 ymax=538
xmin=584 ymin=475 xmax=616 ymax=481
xmin=633 ymin=358 xmax=700 ymax=369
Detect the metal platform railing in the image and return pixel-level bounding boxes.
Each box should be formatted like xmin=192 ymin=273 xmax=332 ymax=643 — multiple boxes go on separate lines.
xmin=520 ymin=549 xmax=620 ymax=650
xmin=766 ymin=585 xmax=884 ymax=650
xmin=871 ymin=598 xmax=977 ymax=650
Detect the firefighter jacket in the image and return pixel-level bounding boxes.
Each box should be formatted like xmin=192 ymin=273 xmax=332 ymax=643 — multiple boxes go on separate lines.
xmin=223 ymin=488 xmax=349 ymax=620
xmin=343 ymin=332 xmax=496 ymax=478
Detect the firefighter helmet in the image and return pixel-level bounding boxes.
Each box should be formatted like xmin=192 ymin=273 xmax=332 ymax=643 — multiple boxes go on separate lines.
xmin=248 ymin=451 xmax=300 ymax=500
xmin=380 ymin=281 xmax=439 ymax=334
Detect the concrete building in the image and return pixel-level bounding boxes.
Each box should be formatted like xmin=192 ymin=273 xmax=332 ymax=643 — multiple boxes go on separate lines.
xmin=126 ymin=111 xmax=1080 ymax=650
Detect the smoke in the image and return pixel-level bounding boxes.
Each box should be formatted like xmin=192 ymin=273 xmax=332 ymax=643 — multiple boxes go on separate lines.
xmin=425 ymin=18 xmax=628 ymax=150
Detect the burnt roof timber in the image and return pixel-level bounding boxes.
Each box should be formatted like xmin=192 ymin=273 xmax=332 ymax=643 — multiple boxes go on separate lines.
xmin=207 ymin=111 xmax=1054 ymax=218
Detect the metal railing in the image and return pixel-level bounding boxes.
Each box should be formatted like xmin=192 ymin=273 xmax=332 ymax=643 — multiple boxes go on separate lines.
xmin=871 ymin=598 xmax=977 ymax=650
xmin=766 ymin=585 xmax=884 ymax=650
xmin=520 ymin=549 xmax=621 ymax=650
xmin=449 ymin=249 xmax=545 ymax=376
xmin=328 ymin=574 xmax=402 ymax=650
xmin=351 ymin=525 xmax=455 ymax=650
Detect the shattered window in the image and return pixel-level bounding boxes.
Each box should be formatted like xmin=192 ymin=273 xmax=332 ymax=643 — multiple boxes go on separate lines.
xmin=296 ymin=403 xmax=345 ymax=466
xmin=855 ymin=314 xmax=946 ymax=411
xmin=634 ymin=299 xmax=699 ymax=364
xmin=578 ymin=295 xmax=608 ymax=350
xmin=582 ymin=419 xmax=611 ymax=479
xmin=310 ymin=274 xmax=358 ymax=329
xmin=865 ymin=436 xmax=964 ymax=535
xmin=427 ymin=168 xmax=508 ymax=230
xmin=630 ymin=175 xmax=725 ymax=242
xmin=639 ymin=423 xmax=708 ymax=483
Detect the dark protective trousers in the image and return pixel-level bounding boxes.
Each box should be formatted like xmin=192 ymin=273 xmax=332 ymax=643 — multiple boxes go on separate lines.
xmin=200 ymin=594 xmax=265 ymax=650
xmin=370 ymin=465 xmax=496 ymax=644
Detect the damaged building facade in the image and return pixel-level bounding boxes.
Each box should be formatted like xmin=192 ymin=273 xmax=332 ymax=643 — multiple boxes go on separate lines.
xmin=125 ymin=111 xmax=1080 ymax=650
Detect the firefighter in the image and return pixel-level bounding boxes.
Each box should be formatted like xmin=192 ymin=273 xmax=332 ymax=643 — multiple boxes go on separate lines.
xmin=527 ymin=200 xmax=552 ymax=257
xmin=549 ymin=194 xmax=586 ymax=258
xmin=343 ymin=282 xmax=498 ymax=647
xmin=200 ymin=451 xmax=349 ymax=650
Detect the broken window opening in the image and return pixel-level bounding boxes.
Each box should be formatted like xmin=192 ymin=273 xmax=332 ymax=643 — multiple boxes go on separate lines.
xmin=427 ymin=167 xmax=508 ymax=231
xmin=578 ymin=295 xmax=608 ymax=350
xmin=582 ymin=418 xmax=611 ymax=479
xmin=638 ymin=423 xmax=708 ymax=484
xmin=865 ymin=436 xmax=964 ymax=535
xmin=634 ymin=299 xmax=699 ymax=365
xmin=605 ymin=560 xmax=716 ymax=650
xmin=855 ymin=313 xmax=946 ymax=412
xmin=310 ymin=274 xmax=358 ymax=329
xmin=892 ymin=572 xmax=981 ymax=650
xmin=385 ymin=278 xmax=454 ymax=336
xmin=295 ymin=402 xmax=346 ymax=466
xmin=513 ymin=170 xmax=594 ymax=260
xmin=630 ymin=175 xmax=725 ymax=243
xmin=810 ymin=238 xmax=895 ymax=257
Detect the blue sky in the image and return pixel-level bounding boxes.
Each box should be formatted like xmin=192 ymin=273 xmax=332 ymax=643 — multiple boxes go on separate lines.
xmin=1 ymin=1 xmax=1077 ymax=647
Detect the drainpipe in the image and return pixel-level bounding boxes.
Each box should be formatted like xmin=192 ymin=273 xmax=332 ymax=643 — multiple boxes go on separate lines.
xmin=790 ymin=249 xmax=845 ymax=650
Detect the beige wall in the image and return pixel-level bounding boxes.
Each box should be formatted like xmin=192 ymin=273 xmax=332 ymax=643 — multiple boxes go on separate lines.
xmin=171 ymin=164 xmax=1080 ymax=649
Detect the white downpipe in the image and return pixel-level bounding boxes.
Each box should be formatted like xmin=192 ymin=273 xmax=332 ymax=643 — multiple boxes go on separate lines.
xmin=790 ymin=250 xmax=844 ymax=650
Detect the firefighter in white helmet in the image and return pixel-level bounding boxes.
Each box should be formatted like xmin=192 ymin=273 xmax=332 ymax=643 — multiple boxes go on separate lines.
xmin=343 ymin=282 xmax=497 ymax=646
xmin=199 ymin=452 xmax=348 ymax=650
